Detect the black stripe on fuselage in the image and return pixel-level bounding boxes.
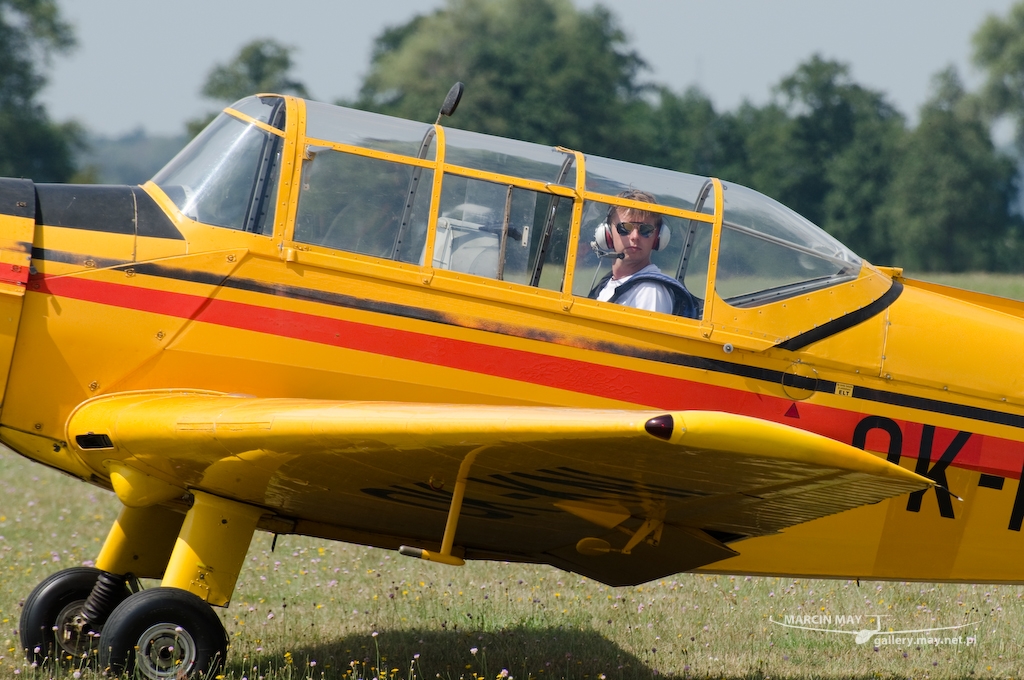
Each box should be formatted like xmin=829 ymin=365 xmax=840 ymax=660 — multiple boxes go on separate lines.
xmin=777 ymin=281 xmax=904 ymax=351
xmin=28 ymin=247 xmax=1024 ymax=432
xmin=32 ymin=248 xmax=125 ymax=270
xmin=853 ymin=385 xmax=1024 ymax=429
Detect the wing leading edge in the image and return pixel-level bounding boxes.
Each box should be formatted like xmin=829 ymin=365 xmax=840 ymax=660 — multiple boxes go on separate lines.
xmin=64 ymin=391 xmax=930 ymax=586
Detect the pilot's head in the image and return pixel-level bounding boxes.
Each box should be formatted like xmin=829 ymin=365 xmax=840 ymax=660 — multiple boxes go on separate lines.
xmin=607 ymin=190 xmax=663 ymax=267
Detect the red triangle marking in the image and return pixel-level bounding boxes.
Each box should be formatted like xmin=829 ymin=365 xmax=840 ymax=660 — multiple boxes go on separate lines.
xmin=784 ymin=403 xmax=800 ymax=418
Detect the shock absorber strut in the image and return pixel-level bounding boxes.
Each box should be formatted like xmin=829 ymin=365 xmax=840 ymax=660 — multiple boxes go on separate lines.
xmin=80 ymin=571 xmax=129 ymax=627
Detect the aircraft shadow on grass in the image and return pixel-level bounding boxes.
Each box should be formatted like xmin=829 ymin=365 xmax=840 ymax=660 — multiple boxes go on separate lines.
xmin=225 ymin=626 xmax=674 ymax=680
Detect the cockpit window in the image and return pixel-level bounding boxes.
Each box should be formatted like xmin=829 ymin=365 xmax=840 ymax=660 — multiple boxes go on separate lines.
xmin=294 ymin=104 xmax=437 ymax=261
xmin=430 ymin=175 xmax=572 ymax=289
xmin=304 ymin=101 xmax=436 ymax=158
xmin=153 ymin=102 xmax=284 ymax=234
xmin=428 ymin=134 xmax=575 ymax=289
xmin=716 ymin=183 xmax=861 ymax=306
xmin=293 ymin=146 xmax=433 ymax=259
xmin=571 ymin=156 xmax=713 ymax=318
xmin=583 ymin=156 xmax=710 ymax=209
xmin=443 ymin=128 xmax=575 ymax=186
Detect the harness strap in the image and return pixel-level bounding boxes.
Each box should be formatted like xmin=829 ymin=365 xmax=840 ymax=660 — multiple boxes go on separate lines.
xmin=590 ymin=271 xmax=702 ymax=319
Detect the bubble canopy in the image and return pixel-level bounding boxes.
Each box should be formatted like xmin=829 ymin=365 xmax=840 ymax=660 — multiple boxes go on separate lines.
xmin=152 ymin=96 xmax=866 ymax=310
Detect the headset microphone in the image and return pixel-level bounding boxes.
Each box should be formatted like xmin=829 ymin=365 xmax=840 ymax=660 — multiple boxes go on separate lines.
xmin=590 ymin=240 xmax=625 ymax=259
xmin=591 ymin=223 xmax=627 ymax=260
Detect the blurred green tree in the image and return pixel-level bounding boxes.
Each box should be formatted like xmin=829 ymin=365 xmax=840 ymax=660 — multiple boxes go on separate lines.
xmin=641 ymin=86 xmax=723 ymax=176
xmin=974 ymin=1 xmax=1024 ymax=148
xmin=202 ymin=39 xmax=309 ymax=102
xmin=0 ymin=0 xmax=82 ymax=181
xmin=187 ymin=39 xmax=309 ymax=137
xmin=819 ymin=104 xmax=907 ymax=265
xmin=717 ymin=57 xmax=907 ymax=263
xmin=350 ymin=0 xmax=651 ymax=162
xmin=882 ymin=68 xmax=1020 ymax=271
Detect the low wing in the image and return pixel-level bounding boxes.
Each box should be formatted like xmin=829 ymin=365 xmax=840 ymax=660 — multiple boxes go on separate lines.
xmin=66 ymin=391 xmax=929 ymax=586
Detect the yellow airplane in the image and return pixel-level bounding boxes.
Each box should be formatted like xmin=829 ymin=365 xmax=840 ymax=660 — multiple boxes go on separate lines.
xmin=1 ymin=84 xmax=1019 ymax=679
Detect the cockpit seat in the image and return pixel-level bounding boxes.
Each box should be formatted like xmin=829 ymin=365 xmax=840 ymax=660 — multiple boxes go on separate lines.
xmin=428 ymin=212 xmax=502 ymax=278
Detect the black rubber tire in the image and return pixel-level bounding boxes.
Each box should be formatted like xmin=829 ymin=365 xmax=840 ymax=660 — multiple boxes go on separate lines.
xmin=99 ymin=588 xmax=228 ymax=680
xmin=19 ymin=567 xmax=130 ymax=666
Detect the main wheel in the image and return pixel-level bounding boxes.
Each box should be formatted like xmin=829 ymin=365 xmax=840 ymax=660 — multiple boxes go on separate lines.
xmin=99 ymin=588 xmax=228 ymax=680
xmin=19 ymin=567 xmax=130 ymax=667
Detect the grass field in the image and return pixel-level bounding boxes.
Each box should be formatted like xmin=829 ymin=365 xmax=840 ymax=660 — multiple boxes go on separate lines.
xmin=1 ymin=273 xmax=1023 ymax=680
xmin=907 ymin=272 xmax=1024 ymax=301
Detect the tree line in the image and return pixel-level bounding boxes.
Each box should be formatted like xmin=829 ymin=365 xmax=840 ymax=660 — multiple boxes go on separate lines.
xmin=348 ymin=0 xmax=1024 ymax=273
xmin=6 ymin=0 xmax=1024 ymax=272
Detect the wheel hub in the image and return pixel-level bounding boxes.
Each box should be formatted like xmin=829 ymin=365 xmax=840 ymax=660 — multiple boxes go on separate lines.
xmin=137 ymin=623 xmax=197 ymax=679
xmin=53 ymin=599 xmax=99 ymax=660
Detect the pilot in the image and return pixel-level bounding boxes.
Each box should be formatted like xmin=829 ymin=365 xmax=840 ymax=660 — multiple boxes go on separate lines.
xmin=589 ymin=190 xmax=700 ymax=318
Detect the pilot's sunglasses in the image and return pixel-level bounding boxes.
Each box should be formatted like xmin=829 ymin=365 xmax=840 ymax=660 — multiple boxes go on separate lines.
xmin=615 ymin=221 xmax=657 ymax=238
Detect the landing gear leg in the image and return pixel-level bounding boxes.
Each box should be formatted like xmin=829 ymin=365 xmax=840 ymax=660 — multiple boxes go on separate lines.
xmin=98 ymin=491 xmax=263 ymax=679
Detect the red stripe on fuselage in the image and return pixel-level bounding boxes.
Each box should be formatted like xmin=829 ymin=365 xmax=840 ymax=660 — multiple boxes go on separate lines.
xmin=31 ymin=273 xmax=1024 ymax=478
xmin=0 ymin=262 xmax=29 ymax=287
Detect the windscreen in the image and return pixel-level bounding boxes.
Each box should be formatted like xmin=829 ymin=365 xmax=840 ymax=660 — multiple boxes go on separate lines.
xmin=153 ymin=98 xmax=284 ymax=234
xmin=716 ymin=183 xmax=862 ymax=306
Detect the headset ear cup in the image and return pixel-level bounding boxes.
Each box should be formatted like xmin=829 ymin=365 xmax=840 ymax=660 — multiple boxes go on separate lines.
xmin=595 ymin=222 xmax=614 ymax=249
xmin=653 ymin=224 xmax=670 ymax=251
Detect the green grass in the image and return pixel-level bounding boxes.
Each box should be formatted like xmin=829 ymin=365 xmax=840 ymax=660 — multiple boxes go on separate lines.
xmin=908 ymin=272 xmax=1024 ymax=301
xmin=2 ymin=449 xmax=1023 ymax=680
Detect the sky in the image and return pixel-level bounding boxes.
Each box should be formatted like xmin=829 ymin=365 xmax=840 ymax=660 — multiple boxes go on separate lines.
xmin=39 ymin=0 xmax=1021 ymax=138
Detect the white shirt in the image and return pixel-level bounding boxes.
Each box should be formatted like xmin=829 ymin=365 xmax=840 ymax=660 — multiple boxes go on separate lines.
xmin=596 ymin=263 xmax=674 ymax=314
